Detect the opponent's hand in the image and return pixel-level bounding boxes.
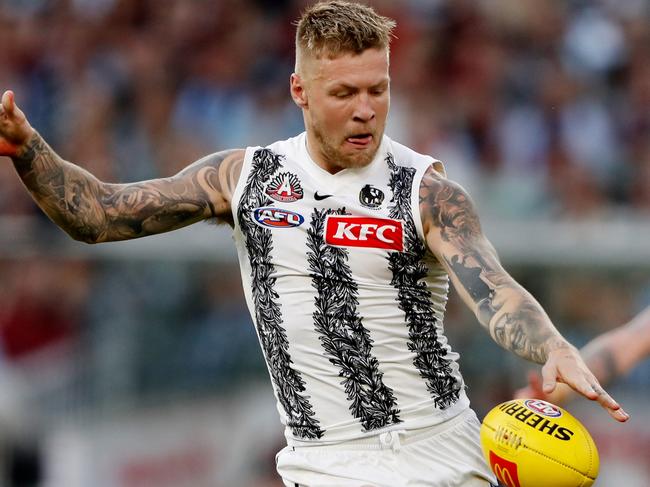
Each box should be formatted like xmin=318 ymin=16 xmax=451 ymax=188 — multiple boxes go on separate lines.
xmin=542 ymin=345 xmax=629 ymax=422
xmin=0 ymin=90 xmax=34 ymax=157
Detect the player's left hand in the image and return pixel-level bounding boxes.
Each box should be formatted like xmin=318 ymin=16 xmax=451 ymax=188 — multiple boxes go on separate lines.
xmin=515 ymin=370 xmax=575 ymax=405
xmin=542 ymin=345 xmax=629 ymax=423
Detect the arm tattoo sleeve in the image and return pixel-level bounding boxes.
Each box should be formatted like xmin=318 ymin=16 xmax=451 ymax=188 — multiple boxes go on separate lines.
xmin=420 ymin=166 xmax=566 ymax=363
xmin=12 ymin=131 xmax=243 ymax=243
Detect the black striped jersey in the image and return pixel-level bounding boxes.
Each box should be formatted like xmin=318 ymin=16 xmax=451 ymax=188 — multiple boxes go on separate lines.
xmin=231 ymin=132 xmax=470 ymax=444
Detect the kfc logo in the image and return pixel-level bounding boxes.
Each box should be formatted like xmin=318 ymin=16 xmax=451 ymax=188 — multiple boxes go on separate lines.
xmin=325 ymin=216 xmax=403 ymax=251
xmin=489 ymin=451 xmax=521 ymax=487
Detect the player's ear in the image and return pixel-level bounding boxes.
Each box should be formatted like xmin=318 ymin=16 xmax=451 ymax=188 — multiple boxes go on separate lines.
xmin=290 ymin=73 xmax=308 ymax=109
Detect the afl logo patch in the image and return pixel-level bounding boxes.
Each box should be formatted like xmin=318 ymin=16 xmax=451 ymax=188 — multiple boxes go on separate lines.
xmin=265 ymin=172 xmax=303 ymax=202
xmin=524 ymin=399 xmax=562 ymax=418
xmin=253 ymin=207 xmax=304 ymax=228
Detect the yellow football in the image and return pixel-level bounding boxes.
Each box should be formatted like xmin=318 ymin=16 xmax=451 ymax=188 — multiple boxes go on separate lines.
xmin=480 ymin=399 xmax=599 ymax=487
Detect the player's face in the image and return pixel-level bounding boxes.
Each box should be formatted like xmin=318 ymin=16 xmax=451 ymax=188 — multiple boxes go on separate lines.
xmin=292 ymin=47 xmax=390 ymax=173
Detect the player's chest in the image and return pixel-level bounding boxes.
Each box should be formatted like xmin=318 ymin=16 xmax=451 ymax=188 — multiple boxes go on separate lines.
xmin=254 ymin=164 xmax=406 ymax=254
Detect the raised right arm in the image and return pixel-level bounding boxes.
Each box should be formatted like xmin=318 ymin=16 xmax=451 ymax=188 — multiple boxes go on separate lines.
xmin=2 ymin=91 xmax=244 ymax=243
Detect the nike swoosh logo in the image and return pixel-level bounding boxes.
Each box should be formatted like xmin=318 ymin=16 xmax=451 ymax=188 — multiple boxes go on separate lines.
xmin=314 ymin=192 xmax=333 ymax=200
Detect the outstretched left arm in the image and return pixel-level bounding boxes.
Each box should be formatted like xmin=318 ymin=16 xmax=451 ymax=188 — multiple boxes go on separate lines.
xmin=419 ymin=165 xmax=629 ymax=422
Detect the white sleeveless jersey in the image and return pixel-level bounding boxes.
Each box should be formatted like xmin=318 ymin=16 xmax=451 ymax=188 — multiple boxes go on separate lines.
xmin=231 ymin=132 xmax=470 ymax=444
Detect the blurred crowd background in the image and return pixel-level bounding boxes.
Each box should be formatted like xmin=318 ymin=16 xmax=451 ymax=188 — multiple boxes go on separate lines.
xmin=0 ymin=0 xmax=649 ymax=485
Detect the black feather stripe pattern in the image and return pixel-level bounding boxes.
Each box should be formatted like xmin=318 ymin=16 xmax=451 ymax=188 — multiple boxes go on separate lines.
xmin=386 ymin=154 xmax=461 ymax=409
xmin=237 ymin=148 xmax=324 ymax=439
xmin=307 ymin=207 xmax=401 ymax=432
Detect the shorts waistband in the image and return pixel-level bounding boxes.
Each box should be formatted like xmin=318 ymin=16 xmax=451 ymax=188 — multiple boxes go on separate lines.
xmin=288 ymin=408 xmax=476 ymax=452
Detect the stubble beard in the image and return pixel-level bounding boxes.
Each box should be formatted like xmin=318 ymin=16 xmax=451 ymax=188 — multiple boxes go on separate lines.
xmin=312 ymin=125 xmax=379 ymax=171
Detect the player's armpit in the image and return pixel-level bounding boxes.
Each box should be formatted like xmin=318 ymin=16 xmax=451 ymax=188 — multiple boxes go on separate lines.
xmin=419 ymin=165 xmax=564 ymax=364
xmin=12 ymin=130 xmax=244 ymax=242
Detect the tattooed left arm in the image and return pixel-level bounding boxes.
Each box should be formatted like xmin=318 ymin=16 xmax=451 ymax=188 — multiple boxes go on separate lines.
xmin=419 ymin=164 xmax=629 ymax=422
xmin=419 ymin=166 xmax=562 ymax=363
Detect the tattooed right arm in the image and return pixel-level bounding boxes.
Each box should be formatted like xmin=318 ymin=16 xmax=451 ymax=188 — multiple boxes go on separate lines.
xmin=11 ymin=131 xmax=244 ymax=243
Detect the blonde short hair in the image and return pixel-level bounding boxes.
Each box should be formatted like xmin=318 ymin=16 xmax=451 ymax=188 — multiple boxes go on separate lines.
xmin=295 ymin=1 xmax=396 ymax=59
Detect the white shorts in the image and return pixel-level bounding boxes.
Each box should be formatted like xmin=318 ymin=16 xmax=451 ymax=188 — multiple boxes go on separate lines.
xmin=276 ymin=409 xmax=498 ymax=487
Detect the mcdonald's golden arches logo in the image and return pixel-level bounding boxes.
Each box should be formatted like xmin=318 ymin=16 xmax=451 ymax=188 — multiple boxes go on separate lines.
xmin=489 ymin=451 xmax=521 ymax=487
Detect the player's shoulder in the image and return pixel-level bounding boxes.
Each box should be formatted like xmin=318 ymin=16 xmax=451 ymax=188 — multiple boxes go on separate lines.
xmin=182 ymin=148 xmax=245 ymax=174
xmin=384 ymin=136 xmax=446 ymax=176
xmin=257 ymin=132 xmax=305 ymax=155
xmin=233 ymin=134 xmax=304 ymax=174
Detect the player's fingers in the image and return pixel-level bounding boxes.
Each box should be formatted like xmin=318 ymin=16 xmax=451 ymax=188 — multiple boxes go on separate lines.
xmin=590 ymin=383 xmax=629 ymax=422
xmin=573 ymin=377 xmax=630 ymax=422
xmin=540 ymin=363 xmax=557 ymax=393
xmin=607 ymin=407 xmax=630 ymax=423
xmin=566 ymin=375 xmax=600 ymax=400
xmin=1 ymin=90 xmax=14 ymax=114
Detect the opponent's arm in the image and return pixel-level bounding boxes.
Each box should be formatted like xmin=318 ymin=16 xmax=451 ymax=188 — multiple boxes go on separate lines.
xmin=2 ymin=91 xmax=244 ymax=243
xmin=419 ymin=165 xmax=629 ymax=422
xmin=517 ymin=306 xmax=650 ymax=404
